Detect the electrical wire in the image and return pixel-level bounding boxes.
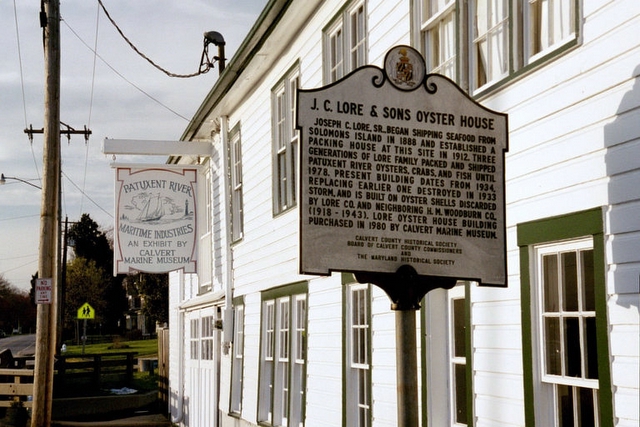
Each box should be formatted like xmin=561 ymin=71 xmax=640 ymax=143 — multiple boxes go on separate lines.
xmin=13 ymin=0 xmax=42 ymax=184
xmin=97 ymin=0 xmax=214 ymax=78
xmin=80 ymin=4 xmax=101 ymax=216
xmin=61 ymin=19 xmax=191 ymax=121
xmin=62 ymin=171 xmax=113 ymax=218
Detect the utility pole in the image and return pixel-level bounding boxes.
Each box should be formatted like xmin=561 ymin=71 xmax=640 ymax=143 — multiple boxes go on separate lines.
xmin=32 ymin=0 xmax=60 ymax=425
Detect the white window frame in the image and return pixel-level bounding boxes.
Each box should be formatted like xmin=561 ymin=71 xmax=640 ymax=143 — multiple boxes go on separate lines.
xmin=258 ymin=290 xmax=307 ymax=426
xmin=324 ymin=0 xmax=367 ymax=84
xmin=345 ymin=283 xmax=372 ymax=427
xmin=423 ymin=283 xmax=470 ymax=426
xmin=413 ymin=0 xmax=579 ymax=94
xmin=417 ymin=0 xmax=457 ymax=80
xmin=449 ymin=285 xmax=469 ymax=426
xmin=272 ymin=67 xmax=299 ymax=214
xmin=524 ymin=0 xmax=576 ymax=64
xmin=532 ymin=238 xmax=599 ymax=427
xmin=201 ymin=315 xmax=214 ymax=361
xmin=472 ymin=0 xmax=509 ymax=90
xmin=190 ymin=318 xmax=200 ymax=360
xmin=197 ymin=164 xmax=212 ymax=294
xmin=230 ymin=303 xmax=245 ymax=414
xmin=229 ymin=124 xmax=244 ymax=242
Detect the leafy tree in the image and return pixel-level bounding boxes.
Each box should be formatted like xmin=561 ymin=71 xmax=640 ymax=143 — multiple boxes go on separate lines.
xmin=0 ymin=274 xmax=36 ymax=334
xmin=125 ymin=273 xmax=169 ymax=326
xmin=64 ymin=257 xmax=109 ymax=326
xmin=64 ymin=214 xmax=126 ymax=336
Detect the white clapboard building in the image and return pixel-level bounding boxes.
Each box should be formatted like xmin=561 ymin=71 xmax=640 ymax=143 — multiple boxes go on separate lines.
xmin=166 ymin=0 xmax=639 ymax=426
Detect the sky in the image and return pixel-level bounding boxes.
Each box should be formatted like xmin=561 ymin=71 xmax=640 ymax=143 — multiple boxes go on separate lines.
xmin=0 ymin=0 xmax=267 ymax=292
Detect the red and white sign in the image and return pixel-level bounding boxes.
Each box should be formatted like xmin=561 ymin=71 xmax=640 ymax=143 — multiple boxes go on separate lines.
xmin=35 ymin=278 xmax=53 ymax=304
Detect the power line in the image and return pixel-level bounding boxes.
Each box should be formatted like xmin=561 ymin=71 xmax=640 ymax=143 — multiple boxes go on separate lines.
xmin=61 ymin=18 xmax=191 ymax=121
xmin=96 ymin=0 xmax=216 ymax=78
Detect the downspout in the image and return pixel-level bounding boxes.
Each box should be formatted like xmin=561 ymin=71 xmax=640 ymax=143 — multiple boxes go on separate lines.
xmin=171 ymin=271 xmax=185 ymax=424
xmin=220 ymin=116 xmax=234 ymax=319
xmin=220 ymin=116 xmax=234 ymax=424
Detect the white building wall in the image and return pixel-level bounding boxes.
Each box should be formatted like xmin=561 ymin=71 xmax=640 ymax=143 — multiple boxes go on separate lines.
xmin=170 ymin=0 xmax=640 ymax=426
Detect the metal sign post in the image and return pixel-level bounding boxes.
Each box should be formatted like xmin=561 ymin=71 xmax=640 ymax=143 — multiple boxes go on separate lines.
xmin=355 ymin=266 xmax=455 ymax=426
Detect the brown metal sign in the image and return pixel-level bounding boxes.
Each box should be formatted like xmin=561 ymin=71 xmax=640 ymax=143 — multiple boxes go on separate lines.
xmin=297 ymin=46 xmax=508 ymax=286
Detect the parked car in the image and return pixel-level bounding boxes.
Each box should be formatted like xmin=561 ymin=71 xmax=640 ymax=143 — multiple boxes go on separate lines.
xmin=0 ymin=330 xmax=6 ymax=338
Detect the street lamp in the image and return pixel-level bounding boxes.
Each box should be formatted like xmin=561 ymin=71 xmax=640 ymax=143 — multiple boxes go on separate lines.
xmin=0 ymin=173 xmax=42 ymax=189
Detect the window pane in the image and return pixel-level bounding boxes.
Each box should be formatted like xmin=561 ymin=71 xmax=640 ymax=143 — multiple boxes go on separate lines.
xmin=564 ymin=317 xmax=581 ymax=377
xmin=453 ymin=298 xmax=466 ymax=358
xmin=562 ymin=252 xmax=578 ymax=311
xmin=584 ymin=317 xmax=598 ymax=380
xmin=557 ymin=384 xmax=574 ymax=427
xmin=543 ymin=254 xmax=559 ymax=312
xmin=578 ymin=387 xmax=596 ymax=427
xmin=581 ymin=250 xmax=595 ymax=311
xmin=454 ymin=363 xmax=468 ymax=425
xmin=545 ymin=316 xmax=561 ymax=375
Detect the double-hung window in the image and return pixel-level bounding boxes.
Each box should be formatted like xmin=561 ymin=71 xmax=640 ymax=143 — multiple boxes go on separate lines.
xmin=344 ymin=283 xmax=372 ymax=427
xmin=518 ymin=208 xmax=613 ymax=427
xmin=258 ymin=284 xmax=308 ymax=426
xmin=473 ymin=0 xmax=509 ymax=89
xmin=201 ymin=315 xmax=215 ymax=360
xmin=525 ymin=0 xmax=576 ymax=63
xmin=418 ymin=0 xmax=457 ymax=80
xmin=414 ymin=0 xmax=579 ymax=94
xmin=422 ymin=284 xmax=471 ymax=426
xmin=229 ymin=124 xmax=244 ymax=242
xmin=535 ymin=240 xmax=599 ymax=426
xmin=230 ymin=300 xmax=245 ymax=415
xmin=272 ymin=67 xmax=299 ymax=214
xmin=324 ymin=0 xmax=367 ymax=84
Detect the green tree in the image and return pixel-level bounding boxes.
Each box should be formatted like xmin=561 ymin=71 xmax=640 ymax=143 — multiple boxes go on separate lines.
xmin=65 ymin=214 xmax=126 ymax=336
xmin=64 ymin=258 xmax=109 ymax=327
xmin=0 ymin=274 xmax=36 ymax=334
xmin=126 ymin=273 xmax=169 ymax=326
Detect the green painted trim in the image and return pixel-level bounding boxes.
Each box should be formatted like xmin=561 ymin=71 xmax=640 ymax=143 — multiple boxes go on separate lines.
xmin=517 ymin=207 xmax=612 ymax=427
xmin=260 ymin=280 xmax=308 ymax=301
xmin=517 ymin=207 xmax=603 ymax=246
xmin=519 ymin=245 xmax=535 ymax=427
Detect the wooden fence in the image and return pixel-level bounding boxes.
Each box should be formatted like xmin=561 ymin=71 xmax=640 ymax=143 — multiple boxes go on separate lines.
xmin=0 ymin=352 xmax=139 ymax=406
xmin=0 ymin=368 xmax=34 ymax=408
xmin=55 ymin=352 xmax=138 ymax=389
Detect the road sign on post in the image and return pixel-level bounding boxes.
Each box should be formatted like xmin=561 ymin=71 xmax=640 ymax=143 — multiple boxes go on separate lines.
xmin=35 ymin=278 xmax=53 ymax=304
xmin=77 ymin=302 xmax=95 ymax=320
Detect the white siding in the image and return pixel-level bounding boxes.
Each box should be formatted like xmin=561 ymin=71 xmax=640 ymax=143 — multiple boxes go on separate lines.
xmin=170 ymin=0 xmax=640 ymax=426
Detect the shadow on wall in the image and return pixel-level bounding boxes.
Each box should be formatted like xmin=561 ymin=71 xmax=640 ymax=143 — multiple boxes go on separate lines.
xmin=603 ymin=63 xmax=640 ymax=310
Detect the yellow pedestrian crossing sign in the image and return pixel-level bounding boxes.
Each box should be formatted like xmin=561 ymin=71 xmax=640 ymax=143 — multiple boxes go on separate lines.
xmin=77 ymin=302 xmax=95 ymax=319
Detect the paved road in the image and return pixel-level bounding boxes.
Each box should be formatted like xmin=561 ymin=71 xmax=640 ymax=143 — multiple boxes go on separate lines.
xmin=0 ymin=333 xmax=36 ymax=357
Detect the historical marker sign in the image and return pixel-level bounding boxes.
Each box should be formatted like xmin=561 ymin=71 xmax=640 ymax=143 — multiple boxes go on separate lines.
xmin=297 ymin=46 xmax=508 ymax=286
xmin=114 ymin=166 xmax=198 ymax=275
